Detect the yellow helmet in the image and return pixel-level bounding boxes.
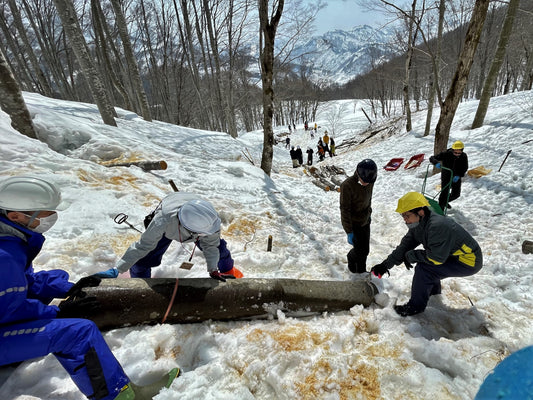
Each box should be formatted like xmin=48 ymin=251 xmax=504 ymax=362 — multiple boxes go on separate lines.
xmin=451 ymin=141 xmax=464 ymax=150
xmin=395 ymin=192 xmax=430 ymax=213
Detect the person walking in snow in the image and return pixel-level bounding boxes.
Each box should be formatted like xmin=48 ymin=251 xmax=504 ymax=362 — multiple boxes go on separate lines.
xmin=95 ymin=192 xmax=240 ymax=281
xmin=371 ymin=192 xmax=483 ymax=317
xmin=0 ymin=176 xmax=179 ymax=400
xmin=285 ymin=137 xmax=290 ymax=149
xmin=306 ymin=147 xmax=314 ymax=165
xmin=429 ymin=140 xmax=469 ymax=211
xmin=339 ymin=159 xmax=377 ymax=274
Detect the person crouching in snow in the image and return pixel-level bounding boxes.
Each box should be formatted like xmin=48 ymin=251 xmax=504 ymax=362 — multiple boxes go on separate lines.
xmin=371 ymin=192 xmax=482 ymax=317
xmin=0 ymin=176 xmax=180 ymax=400
xmin=95 ymin=192 xmax=241 ymax=281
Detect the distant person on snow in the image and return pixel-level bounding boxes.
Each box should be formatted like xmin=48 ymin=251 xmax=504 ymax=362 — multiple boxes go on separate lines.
xmin=322 ymin=131 xmax=332 ymax=157
xmin=0 ymin=176 xmax=179 ymax=400
xmin=306 ymin=147 xmax=314 ymax=165
xmin=295 ymin=145 xmax=303 ymax=166
xmin=95 ymin=192 xmax=241 ymax=281
xmin=285 ymin=137 xmax=290 ymax=149
xmin=371 ymin=192 xmax=482 ymax=317
xmin=429 ymin=140 xmax=469 ymax=211
xmin=330 ymin=137 xmax=336 ymax=156
xmin=317 ymin=139 xmax=325 ymax=162
xmin=290 ymin=146 xmax=299 ymax=168
xmin=339 ymin=159 xmax=378 ymax=274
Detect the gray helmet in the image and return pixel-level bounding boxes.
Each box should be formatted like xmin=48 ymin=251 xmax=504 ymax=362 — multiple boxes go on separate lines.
xmin=0 ymin=176 xmax=64 ymax=211
xmin=178 ymin=199 xmax=221 ymax=234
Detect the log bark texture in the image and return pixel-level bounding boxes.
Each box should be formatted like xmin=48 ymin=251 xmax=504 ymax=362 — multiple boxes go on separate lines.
xmin=80 ymin=278 xmax=378 ymax=330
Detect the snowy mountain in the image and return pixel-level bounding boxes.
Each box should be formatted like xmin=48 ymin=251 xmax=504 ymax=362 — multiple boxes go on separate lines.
xmin=292 ymin=25 xmax=396 ymax=84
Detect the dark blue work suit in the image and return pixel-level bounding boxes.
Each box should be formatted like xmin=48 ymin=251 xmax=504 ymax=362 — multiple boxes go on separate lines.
xmin=0 ymin=216 xmax=129 ymax=399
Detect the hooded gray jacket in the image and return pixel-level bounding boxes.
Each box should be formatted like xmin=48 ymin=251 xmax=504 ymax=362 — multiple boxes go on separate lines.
xmin=116 ymin=193 xmax=221 ymax=273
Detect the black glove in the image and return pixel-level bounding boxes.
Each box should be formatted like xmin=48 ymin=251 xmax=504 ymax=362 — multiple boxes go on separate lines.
xmin=403 ymin=255 xmax=413 ymax=270
xmin=210 ymin=271 xmax=237 ymax=282
xmin=57 ymin=297 xmax=101 ymax=319
xmin=65 ymin=276 xmax=102 ymax=298
xmin=371 ymin=263 xmax=390 ymax=279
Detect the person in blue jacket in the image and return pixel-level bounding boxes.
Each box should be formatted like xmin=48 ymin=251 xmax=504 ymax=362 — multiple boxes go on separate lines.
xmin=0 ymin=176 xmax=179 ymax=400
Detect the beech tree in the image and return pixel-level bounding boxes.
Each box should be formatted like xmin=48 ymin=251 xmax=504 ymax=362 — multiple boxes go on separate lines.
xmin=0 ymin=47 xmax=37 ymax=139
xmin=471 ymin=0 xmax=519 ymax=129
xmin=259 ymin=0 xmax=284 ymax=176
xmin=433 ymin=0 xmax=490 ymax=155
xmin=52 ymin=0 xmax=117 ymax=126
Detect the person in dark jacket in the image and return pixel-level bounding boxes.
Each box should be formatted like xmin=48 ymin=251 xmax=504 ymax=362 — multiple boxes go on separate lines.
xmin=306 ymin=147 xmax=314 ymax=165
xmin=429 ymin=140 xmax=469 ymax=211
xmin=0 ymin=176 xmax=179 ymax=400
xmin=371 ymin=192 xmax=483 ymax=317
xmin=340 ymin=159 xmax=377 ymax=274
xmin=290 ymin=146 xmax=299 ymax=168
xmin=295 ymin=145 xmax=303 ymax=166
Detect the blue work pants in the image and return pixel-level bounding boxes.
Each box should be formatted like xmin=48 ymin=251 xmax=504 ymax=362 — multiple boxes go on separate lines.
xmin=0 ymin=318 xmax=129 ymax=400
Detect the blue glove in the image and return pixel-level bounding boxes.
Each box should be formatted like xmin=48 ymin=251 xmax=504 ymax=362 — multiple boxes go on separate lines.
xmin=435 ymin=162 xmax=441 ymax=169
xmin=93 ymin=268 xmax=118 ymax=278
xmin=347 ymin=232 xmax=354 ymax=245
xmin=453 ymin=176 xmax=460 ymax=183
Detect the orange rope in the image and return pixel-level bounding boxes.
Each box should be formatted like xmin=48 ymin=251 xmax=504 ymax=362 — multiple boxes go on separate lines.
xmin=162 ymin=278 xmax=178 ymax=324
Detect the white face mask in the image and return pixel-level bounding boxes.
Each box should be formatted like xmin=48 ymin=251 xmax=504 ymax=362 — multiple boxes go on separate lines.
xmin=32 ymin=213 xmax=58 ymax=233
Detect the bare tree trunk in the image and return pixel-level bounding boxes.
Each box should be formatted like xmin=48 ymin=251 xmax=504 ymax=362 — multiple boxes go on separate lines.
xmin=259 ymin=0 xmax=284 ymax=177
xmin=0 ymin=9 xmax=35 ymax=90
xmin=402 ymin=0 xmax=418 ymax=132
xmin=20 ymin=0 xmax=76 ymax=99
xmin=110 ymin=0 xmax=152 ymax=121
xmin=433 ymin=0 xmax=489 ymax=155
xmin=471 ymin=0 xmax=519 ymax=129
xmin=52 ymin=0 xmax=117 ymax=126
xmin=0 ymin=47 xmax=37 ymax=139
xmin=7 ymin=0 xmax=53 ymax=96
xmin=423 ymin=0 xmax=445 ymax=137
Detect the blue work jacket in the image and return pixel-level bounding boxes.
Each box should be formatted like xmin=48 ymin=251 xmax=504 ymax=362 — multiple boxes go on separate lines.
xmin=0 ymin=216 xmax=73 ymax=326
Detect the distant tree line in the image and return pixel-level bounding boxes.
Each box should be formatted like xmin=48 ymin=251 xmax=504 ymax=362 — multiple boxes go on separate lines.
xmin=0 ymin=0 xmax=319 ymax=138
xmin=1 ymin=0 xmax=531 ymax=171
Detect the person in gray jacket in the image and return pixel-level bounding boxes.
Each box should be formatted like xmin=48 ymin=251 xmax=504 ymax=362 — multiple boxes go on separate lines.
xmin=371 ymin=192 xmax=482 ymax=316
xmin=95 ymin=193 xmax=237 ymax=281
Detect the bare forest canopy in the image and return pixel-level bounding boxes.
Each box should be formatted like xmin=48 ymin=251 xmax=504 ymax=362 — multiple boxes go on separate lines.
xmin=1 ymin=0 xmax=532 ymax=134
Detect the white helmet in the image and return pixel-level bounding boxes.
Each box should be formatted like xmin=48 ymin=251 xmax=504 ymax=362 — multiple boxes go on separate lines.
xmin=0 ymin=176 xmax=63 ymax=211
xmin=178 ymin=199 xmax=221 ymax=234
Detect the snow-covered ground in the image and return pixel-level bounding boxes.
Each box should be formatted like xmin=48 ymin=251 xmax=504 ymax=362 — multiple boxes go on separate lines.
xmin=0 ymin=91 xmax=532 ymax=399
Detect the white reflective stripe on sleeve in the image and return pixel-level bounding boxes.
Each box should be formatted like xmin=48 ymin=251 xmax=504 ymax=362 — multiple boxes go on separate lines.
xmin=0 ymin=286 xmax=28 ymax=297
xmin=3 ymin=326 xmax=46 ymax=337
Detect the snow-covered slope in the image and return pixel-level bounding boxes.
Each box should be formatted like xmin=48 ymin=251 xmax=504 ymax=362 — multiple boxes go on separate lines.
xmin=0 ymin=91 xmax=532 ymax=399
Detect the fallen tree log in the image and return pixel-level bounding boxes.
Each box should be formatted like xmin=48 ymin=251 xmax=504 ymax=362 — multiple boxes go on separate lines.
xmin=104 ymin=160 xmax=168 ymax=171
xmin=78 ymin=278 xmax=378 ymax=330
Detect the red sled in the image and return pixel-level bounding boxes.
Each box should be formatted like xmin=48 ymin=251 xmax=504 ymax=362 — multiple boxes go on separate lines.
xmin=384 ymin=158 xmax=404 ymax=171
xmin=404 ymin=153 xmax=425 ymax=169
